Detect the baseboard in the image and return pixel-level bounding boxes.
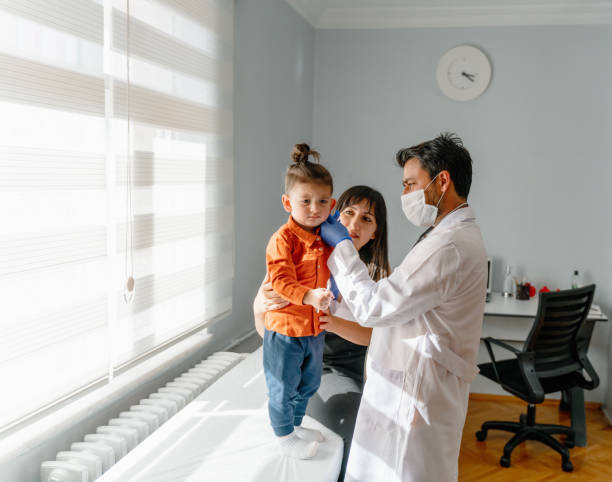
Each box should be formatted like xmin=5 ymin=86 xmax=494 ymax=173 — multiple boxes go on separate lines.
xmin=469 ymin=392 xmax=602 ymax=410
xmin=603 ymin=406 xmax=612 ymax=424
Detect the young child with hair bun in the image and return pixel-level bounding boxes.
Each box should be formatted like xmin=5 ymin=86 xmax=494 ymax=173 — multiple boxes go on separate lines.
xmin=263 ymin=143 xmax=336 ymax=459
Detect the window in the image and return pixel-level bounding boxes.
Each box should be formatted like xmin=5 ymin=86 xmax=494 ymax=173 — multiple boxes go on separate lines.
xmin=0 ymin=0 xmax=233 ymax=431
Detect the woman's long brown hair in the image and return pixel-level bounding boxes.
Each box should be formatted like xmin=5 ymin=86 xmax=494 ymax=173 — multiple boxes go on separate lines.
xmin=336 ymin=185 xmax=390 ymax=281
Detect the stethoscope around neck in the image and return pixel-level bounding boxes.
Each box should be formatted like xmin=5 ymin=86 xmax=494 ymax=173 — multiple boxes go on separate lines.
xmin=433 ymin=201 xmax=468 ymax=228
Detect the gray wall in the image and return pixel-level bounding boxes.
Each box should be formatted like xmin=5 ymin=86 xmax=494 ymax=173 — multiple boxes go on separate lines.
xmin=312 ymin=25 xmax=612 ymax=409
xmin=214 ymin=0 xmax=316 ymax=346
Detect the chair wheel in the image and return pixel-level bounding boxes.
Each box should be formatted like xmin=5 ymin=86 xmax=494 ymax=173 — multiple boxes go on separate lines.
xmin=562 ymin=460 xmax=573 ymax=472
xmin=500 ymin=455 xmax=511 ymax=468
xmin=475 ymin=430 xmax=487 ymax=441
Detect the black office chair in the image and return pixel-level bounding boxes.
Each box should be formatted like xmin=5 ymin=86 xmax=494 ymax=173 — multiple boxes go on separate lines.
xmin=475 ymin=285 xmax=598 ymax=472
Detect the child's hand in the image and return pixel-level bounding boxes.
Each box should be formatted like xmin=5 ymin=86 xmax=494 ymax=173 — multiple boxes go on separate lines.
xmin=303 ymin=288 xmax=334 ymax=312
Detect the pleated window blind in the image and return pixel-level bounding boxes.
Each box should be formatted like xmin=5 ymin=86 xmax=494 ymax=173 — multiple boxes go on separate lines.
xmin=0 ymin=0 xmax=234 ymax=431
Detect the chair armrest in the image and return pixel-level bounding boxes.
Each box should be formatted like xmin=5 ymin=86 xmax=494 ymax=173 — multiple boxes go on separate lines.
xmin=481 ymin=337 xmax=503 ymax=384
xmin=577 ymin=351 xmax=600 ymax=390
xmin=481 ymin=337 xmax=521 ymax=383
xmin=517 ymin=352 xmax=545 ymax=403
xmin=483 ymin=337 xmax=521 ymax=354
xmin=483 ymin=337 xmax=544 ymax=403
xmin=482 ymin=338 xmax=544 ymax=402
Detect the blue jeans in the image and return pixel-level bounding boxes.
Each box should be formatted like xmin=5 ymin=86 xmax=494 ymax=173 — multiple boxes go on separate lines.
xmin=263 ymin=329 xmax=325 ymax=436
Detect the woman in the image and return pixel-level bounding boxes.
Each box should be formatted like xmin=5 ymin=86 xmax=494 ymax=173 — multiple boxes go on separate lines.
xmin=253 ymin=185 xmax=390 ymax=479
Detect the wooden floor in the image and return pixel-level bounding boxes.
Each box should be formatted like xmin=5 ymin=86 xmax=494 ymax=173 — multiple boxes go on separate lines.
xmin=459 ymin=395 xmax=612 ymax=481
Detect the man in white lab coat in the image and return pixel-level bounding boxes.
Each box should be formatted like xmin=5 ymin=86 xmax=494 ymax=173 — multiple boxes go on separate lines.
xmin=321 ymin=133 xmax=487 ymax=481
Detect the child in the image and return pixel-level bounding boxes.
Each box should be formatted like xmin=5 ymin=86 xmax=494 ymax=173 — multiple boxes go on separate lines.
xmin=263 ymin=143 xmax=335 ymax=459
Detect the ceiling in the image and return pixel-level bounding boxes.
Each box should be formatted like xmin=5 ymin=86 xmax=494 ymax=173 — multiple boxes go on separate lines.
xmin=284 ymin=0 xmax=612 ymax=29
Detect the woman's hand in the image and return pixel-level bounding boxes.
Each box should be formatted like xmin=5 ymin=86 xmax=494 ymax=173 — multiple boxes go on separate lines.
xmin=319 ymin=310 xmax=372 ymax=346
xmin=254 ymin=278 xmax=289 ymax=338
xmin=258 ymin=281 xmax=290 ymax=312
xmin=318 ymin=311 xmax=341 ymax=334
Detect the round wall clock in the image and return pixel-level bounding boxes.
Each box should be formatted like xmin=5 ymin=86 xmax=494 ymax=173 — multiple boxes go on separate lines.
xmin=436 ymin=45 xmax=492 ymax=101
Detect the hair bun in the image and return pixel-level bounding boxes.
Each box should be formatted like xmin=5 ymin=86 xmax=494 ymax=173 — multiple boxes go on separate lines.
xmin=291 ymin=143 xmax=320 ymax=164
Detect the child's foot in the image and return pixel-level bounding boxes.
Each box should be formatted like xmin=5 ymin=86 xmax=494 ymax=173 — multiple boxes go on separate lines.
xmin=294 ymin=425 xmax=324 ymax=442
xmin=278 ymin=432 xmax=318 ymax=459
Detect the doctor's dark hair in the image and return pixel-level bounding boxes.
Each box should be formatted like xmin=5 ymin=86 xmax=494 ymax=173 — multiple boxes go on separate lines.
xmin=336 ymin=186 xmax=391 ymax=282
xmin=395 ymin=132 xmax=473 ymax=199
xmin=284 ymin=143 xmax=333 ymax=194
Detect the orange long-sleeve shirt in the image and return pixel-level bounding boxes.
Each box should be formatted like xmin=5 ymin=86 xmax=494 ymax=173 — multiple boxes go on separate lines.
xmin=265 ymin=216 xmax=333 ymax=337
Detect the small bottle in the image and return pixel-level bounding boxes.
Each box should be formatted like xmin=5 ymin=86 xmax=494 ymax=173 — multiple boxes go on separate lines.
xmin=571 ymin=270 xmax=581 ymax=289
xmin=502 ymin=265 xmax=514 ymax=298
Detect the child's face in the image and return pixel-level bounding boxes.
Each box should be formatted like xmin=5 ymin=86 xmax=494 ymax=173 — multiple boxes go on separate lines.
xmin=282 ymin=182 xmax=335 ymax=232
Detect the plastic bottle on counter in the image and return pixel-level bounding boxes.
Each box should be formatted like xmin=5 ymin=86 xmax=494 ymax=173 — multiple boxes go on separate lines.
xmin=502 ymin=265 xmax=514 ymax=298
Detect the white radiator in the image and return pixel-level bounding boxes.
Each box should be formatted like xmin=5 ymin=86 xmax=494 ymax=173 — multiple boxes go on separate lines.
xmin=40 ymin=351 xmax=246 ymax=482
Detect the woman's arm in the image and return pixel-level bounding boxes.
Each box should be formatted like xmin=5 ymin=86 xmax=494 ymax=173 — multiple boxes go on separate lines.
xmin=318 ymin=312 xmax=372 ymax=346
xmin=253 ymin=278 xmax=289 ymax=338
xmin=253 ymin=284 xmax=266 ymax=338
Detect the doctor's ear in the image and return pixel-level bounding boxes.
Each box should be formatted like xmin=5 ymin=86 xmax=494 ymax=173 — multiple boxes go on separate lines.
xmin=438 ymin=170 xmax=451 ymax=191
xmin=281 ymin=194 xmax=292 ymax=213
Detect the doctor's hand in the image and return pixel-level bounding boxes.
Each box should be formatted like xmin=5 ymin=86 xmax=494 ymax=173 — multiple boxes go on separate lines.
xmin=320 ymin=212 xmax=351 ymax=247
xmin=256 ymin=281 xmax=290 ymax=312
xmin=329 ymin=275 xmax=340 ymax=300
xmin=303 ymin=288 xmax=334 ymax=312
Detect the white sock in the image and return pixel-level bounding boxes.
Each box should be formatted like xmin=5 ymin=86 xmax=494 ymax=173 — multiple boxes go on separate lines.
xmin=294 ymin=425 xmax=324 ymax=442
xmin=277 ymin=431 xmax=318 ymax=459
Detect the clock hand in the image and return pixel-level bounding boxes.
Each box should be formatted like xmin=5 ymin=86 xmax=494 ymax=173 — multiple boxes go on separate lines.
xmin=461 ymin=72 xmax=476 ymax=82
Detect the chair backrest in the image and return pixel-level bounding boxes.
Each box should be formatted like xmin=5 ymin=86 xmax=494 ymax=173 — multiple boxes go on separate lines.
xmin=523 ymin=285 xmax=595 ymax=377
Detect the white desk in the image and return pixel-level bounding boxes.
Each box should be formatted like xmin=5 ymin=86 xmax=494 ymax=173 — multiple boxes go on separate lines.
xmin=472 ymin=292 xmax=608 ymax=446
xmin=485 ymin=292 xmax=552 ymax=318
xmin=484 ymin=291 xmax=608 ymax=321
xmin=480 ymin=292 xmax=607 ymax=341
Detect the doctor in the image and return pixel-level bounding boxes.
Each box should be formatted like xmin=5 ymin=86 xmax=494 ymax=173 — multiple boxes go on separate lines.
xmin=321 ymin=133 xmax=487 ymax=482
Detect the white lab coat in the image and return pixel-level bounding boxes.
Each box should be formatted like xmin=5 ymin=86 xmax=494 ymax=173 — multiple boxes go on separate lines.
xmin=328 ymin=207 xmax=487 ymax=482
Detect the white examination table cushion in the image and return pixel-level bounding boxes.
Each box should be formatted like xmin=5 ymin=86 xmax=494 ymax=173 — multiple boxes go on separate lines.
xmin=98 ymin=347 xmax=343 ymax=481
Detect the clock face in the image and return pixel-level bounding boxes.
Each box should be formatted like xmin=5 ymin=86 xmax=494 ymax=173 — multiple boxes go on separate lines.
xmin=436 ymin=45 xmax=492 ymax=101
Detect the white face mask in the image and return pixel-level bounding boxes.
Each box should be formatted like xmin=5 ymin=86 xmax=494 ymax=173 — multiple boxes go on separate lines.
xmin=401 ymin=173 xmax=446 ymax=227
